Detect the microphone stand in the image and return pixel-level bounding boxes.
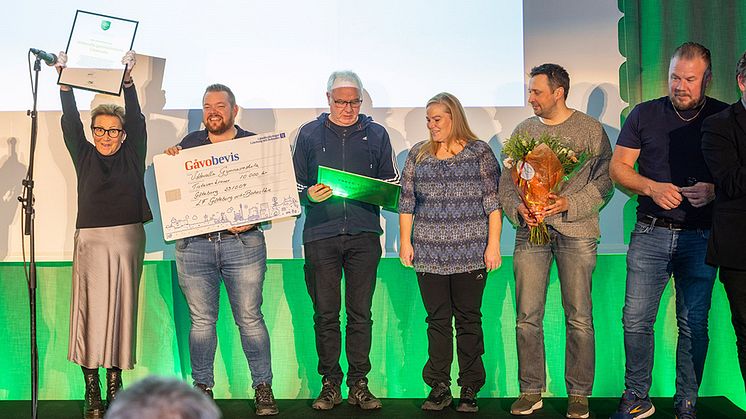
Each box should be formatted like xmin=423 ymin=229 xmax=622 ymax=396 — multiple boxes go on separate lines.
xmin=18 ymin=54 xmax=41 ymax=419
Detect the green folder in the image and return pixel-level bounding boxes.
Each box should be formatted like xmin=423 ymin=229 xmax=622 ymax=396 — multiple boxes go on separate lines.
xmin=317 ymin=165 xmax=400 ymax=212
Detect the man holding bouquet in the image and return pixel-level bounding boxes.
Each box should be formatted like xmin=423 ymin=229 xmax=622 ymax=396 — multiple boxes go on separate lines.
xmin=610 ymin=42 xmax=728 ymax=419
xmin=499 ymin=63 xmax=613 ymax=419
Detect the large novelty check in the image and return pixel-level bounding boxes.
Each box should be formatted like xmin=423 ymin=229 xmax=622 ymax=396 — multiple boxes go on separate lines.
xmin=153 ymin=131 xmax=301 ymax=241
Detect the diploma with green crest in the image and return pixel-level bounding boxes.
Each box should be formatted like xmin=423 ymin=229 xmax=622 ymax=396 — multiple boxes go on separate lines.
xmin=58 ymin=10 xmax=138 ymax=95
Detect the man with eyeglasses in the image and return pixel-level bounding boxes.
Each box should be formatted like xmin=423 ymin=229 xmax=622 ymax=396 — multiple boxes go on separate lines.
xmin=292 ymin=70 xmax=400 ymax=411
xmin=163 ymin=84 xmax=278 ymax=416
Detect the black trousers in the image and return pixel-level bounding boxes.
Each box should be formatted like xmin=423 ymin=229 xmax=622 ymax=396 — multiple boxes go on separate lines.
xmin=719 ymin=267 xmax=746 ymax=391
xmin=304 ymin=233 xmax=381 ymax=387
xmin=417 ymin=269 xmax=487 ymax=390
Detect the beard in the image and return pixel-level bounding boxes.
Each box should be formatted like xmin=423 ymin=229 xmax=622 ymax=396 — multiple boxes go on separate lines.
xmin=204 ymin=116 xmax=234 ymax=135
xmin=669 ymin=88 xmax=706 ymax=111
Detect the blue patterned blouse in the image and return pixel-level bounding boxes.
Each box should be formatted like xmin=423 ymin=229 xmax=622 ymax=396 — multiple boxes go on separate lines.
xmin=399 ymin=140 xmax=501 ymax=275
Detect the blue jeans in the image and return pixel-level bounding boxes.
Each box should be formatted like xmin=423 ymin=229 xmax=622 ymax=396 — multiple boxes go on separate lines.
xmin=175 ymin=229 xmax=272 ymax=388
xmin=623 ymin=221 xmax=716 ymax=405
xmin=513 ymin=227 xmax=597 ymax=396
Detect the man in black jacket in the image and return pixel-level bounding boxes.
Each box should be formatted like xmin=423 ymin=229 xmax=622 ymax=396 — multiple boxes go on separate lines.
xmin=292 ymin=71 xmax=400 ymax=411
xmin=701 ymin=50 xmax=746 ymax=392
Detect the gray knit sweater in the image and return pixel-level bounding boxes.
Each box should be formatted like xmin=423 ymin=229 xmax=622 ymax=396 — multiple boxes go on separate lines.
xmin=498 ymin=111 xmax=613 ymax=239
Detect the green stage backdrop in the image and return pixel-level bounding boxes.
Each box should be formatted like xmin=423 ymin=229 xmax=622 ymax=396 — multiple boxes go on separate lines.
xmin=619 ymin=0 xmax=746 ymax=112
xmin=3 ymin=0 xmax=746 ymax=410
xmin=0 ymin=258 xmax=743 ymax=409
xmin=618 ymin=0 xmax=746 ymax=240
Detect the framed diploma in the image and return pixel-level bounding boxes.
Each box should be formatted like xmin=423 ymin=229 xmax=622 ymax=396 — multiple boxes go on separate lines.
xmin=317 ymin=165 xmax=401 ymax=212
xmin=153 ymin=131 xmax=302 ymax=241
xmin=58 ymin=10 xmax=138 ymax=95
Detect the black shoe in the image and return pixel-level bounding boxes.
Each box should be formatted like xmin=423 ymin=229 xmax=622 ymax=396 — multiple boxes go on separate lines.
xmin=674 ymin=399 xmax=696 ymax=419
xmin=347 ymin=379 xmax=382 ymax=410
xmin=311 ymin=379 xmax=342 ymax=410
xmin=613 ymin=389 xmax=654 ymax=418
xmin=194 ymin=383 xmax=214 ymax=399
xmin=105 ymin=368 xmax=122 ymax=407
xmin=456 ymin=386 xmax=478 ymax=413
xmin=422 ymin=382 xmax=452 ymax=411
xmin=254 ymin=383 xmax=279 ymax=416
xmin=82 ymin=369 xmax=105 ymax=419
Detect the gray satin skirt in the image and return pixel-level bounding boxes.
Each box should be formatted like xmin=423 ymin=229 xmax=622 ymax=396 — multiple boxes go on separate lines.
xmin=68 ymin=223 xmax=145 ymax=369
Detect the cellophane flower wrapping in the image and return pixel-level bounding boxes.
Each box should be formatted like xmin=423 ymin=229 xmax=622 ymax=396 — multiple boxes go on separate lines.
xmin=502 ymin=133 xmax=587 ymax=245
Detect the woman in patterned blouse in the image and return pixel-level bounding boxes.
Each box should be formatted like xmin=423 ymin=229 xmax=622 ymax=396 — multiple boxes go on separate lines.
xmin=399 ymin=92 xmax=503 ymax=413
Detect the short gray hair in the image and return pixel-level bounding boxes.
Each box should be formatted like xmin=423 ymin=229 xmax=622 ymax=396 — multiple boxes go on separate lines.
xmin=90 ymin=104 xmax=125 ymax=128
xmin=105 ymin=376 xmax=220 ymax=419
xmin=326 ymin=70 xmax=363 ymax=93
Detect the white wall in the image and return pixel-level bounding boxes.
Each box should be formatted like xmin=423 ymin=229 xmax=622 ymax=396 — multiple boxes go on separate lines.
xmin=0 ymin=0 xmax=625 ymax=261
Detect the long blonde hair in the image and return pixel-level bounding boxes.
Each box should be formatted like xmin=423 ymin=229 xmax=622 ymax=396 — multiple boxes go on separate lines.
xmin=415 ymin=92 xmax=477 ymax=163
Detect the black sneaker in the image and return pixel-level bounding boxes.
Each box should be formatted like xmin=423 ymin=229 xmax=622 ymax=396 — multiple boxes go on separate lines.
xmin=193 ymin=383 xmax=213 ymax=399
xmin=674 ymin=400 xmax=696 ymax=419
xmin=254 ymin=383 xmax=279 ymax=416
xmin=422 ymin=382 xmax=452 ymax=411
xmin=611 ymin=389 xmax=654 ymax=418
xmin=312 ymin=379 xmax=342 ymax=410
xmin=456 ymin=386 xmax=478 ymax=413
xmin=348 ymin=379 xmax=382 ymax=410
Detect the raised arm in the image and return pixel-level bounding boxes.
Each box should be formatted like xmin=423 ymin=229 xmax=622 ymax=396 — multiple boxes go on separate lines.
xmin=56 ymin=52 xmax=87 ymax=163
xmin=120 ymin=51 xmax=147 ymax=158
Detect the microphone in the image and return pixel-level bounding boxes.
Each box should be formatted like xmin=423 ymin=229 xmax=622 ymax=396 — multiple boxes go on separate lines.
xmin=29 ymin=48 xmax=57 ymax=66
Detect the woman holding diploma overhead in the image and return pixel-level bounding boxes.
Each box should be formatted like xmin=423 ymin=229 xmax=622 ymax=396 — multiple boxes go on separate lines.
xmin=398 ymin=92 xmax=502 ymax=413
xmin=57 ymin=50 xmax=151 ymax=419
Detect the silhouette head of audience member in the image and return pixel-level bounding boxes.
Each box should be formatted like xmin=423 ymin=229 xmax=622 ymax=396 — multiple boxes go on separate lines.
xmin=105 ymin=376 xmax=221 ymax=419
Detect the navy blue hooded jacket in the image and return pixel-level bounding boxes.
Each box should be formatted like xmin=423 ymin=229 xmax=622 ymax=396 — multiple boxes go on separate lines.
xmin=293 ymin=113 xmax=400 ymax=244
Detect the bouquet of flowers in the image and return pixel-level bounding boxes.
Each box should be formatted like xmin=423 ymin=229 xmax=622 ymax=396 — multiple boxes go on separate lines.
xmin=502 ymin=132 xmax=587 ymax=245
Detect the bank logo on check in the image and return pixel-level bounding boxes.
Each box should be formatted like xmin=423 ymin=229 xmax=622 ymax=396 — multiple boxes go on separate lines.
xmin=101 ymin=20 xmax=111 ymax=31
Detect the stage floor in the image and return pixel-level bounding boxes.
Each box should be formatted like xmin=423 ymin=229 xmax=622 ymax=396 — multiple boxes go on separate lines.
xmin=2 ymin=397 xmax=743 ymax=418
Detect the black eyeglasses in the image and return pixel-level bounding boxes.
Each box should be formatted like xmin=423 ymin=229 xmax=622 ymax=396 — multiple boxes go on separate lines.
xmin=332 ymin=99 xmax=363 ymax=108
xmin=92 ymin=127 xmax=124 ymax=138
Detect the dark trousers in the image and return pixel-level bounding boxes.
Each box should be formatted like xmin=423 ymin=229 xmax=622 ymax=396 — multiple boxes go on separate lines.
xmin=417 ymin=269 xmax=487 ymax=390
xmin=303 ymin=233 xmax=382 ymax=387
xmin=719 ymin=268 xmax=746 ymax=391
